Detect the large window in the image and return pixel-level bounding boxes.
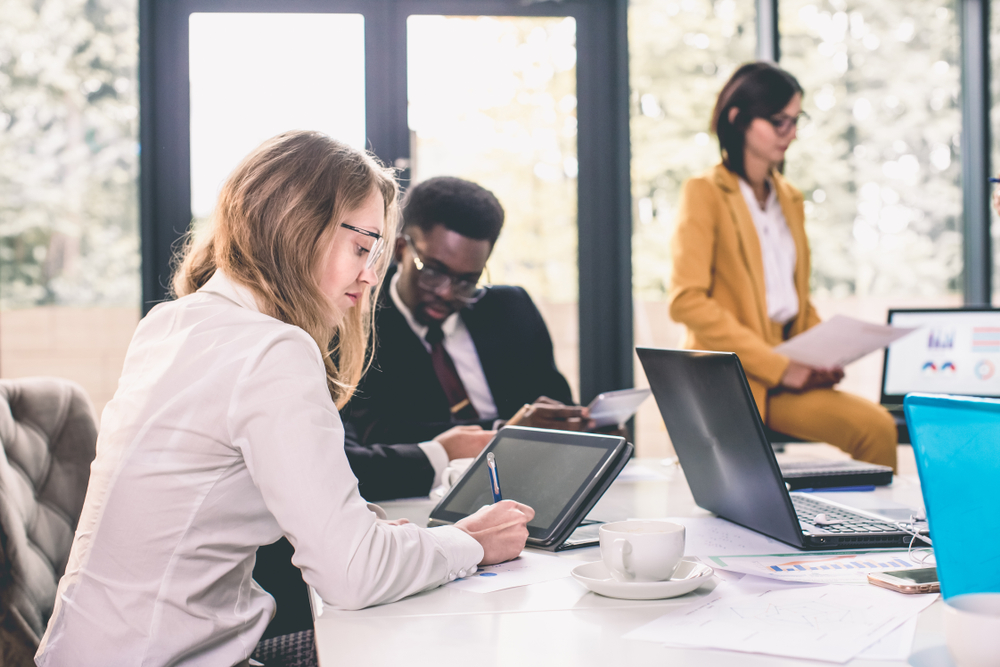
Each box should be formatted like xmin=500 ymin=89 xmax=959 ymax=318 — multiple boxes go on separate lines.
xmin=629 ymin=0 xmax=966 ymax=455
xmin=408 ymin=15 xmax=581 ymax=394
xmin=7 ymin=0 xmax=996 ymax=455
xmin=781 ymin=0 xmax=963 ymax=399
xmin=189 ymin=12 xmax=366 ymax=226
xmin=629 ymin=0 xmax=757 ymax=455
xmin=143 ymin=0 xmax=628 ymax=420
xmin=0 ymin=0 xmax=140 ymax=418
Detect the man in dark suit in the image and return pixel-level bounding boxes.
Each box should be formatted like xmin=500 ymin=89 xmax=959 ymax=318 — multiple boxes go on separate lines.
xmin=344 ymin=175 xmax=586 ymax=500
xmin=254 ymin=177 xmax=585 ymax=639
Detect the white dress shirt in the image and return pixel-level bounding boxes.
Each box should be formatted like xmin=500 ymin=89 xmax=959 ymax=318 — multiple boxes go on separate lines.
xmin=738 ymin=178 xmax=799 ymax=324
xmin=389 ymin=273 xmax=499 ymax=488
xmin=36 ymin=271 xmax=482 ymax=667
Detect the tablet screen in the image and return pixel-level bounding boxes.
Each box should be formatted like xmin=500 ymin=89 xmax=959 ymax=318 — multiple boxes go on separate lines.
xmin=434 ymin=428 xmax=619 ymax=534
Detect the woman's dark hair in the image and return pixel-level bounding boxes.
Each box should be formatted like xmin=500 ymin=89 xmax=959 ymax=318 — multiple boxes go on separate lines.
xmin=711 ymin=62 xmax=804 ymax=179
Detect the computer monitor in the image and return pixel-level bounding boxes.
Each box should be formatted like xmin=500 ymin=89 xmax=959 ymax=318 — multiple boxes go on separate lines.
xmin=882 ymin=307 xmax=1000 ymax=406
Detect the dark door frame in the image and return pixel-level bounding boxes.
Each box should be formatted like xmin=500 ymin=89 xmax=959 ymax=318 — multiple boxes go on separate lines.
xmin=139 ymin=0 xmax=632 ymax=403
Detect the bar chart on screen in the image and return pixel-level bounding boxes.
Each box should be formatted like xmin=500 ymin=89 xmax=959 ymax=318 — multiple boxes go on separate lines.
xmin=706 ymin=551 xmax=921 ymax=584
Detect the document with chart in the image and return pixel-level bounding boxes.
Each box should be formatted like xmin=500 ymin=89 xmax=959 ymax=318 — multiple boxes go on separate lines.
xmin=706 ymin=551 xmax=925 ymax=584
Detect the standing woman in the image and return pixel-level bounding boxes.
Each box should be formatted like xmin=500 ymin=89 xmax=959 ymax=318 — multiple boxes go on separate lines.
xmin=669 ymin=62 xmax=897 ymax=469
xmin=36 ymin=131 xmax=532 ymax=666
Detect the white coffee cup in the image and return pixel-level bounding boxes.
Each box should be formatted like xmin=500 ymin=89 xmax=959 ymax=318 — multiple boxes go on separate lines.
xmin=599 ymin=520 xmax=685 ymax=583
xmin=944 ymin=593 xmax=1000 ymax=667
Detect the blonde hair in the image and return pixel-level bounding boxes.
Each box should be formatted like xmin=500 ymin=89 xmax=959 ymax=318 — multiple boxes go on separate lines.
xmin=171 ymin=130 xmax=399 ymax=408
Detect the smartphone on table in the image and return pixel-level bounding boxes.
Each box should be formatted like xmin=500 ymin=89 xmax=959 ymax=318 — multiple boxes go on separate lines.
xmin=867 ymin=567 xmax=939 ymax=594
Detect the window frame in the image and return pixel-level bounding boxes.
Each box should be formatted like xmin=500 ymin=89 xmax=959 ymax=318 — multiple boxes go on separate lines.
xmin=139 ymin=0 xmax=634 ymax=403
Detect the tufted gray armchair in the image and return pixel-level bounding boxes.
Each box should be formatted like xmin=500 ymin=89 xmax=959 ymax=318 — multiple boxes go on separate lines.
xmin=0 ymin=377 xmax=98 ymax=666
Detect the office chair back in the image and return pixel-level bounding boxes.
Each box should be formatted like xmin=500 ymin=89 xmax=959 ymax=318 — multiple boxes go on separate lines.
xmin=0 ymin=378 xmax=97 ymax=665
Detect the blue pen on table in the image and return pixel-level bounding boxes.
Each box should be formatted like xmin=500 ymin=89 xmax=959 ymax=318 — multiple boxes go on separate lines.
xmin=990 ymin=177 xmax=1000 ymax=183
xmin=486 ymin=452 xmax=503 ymax=503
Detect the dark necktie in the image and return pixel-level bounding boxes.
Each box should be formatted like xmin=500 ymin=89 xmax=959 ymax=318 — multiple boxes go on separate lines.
xmin=425 ymin=324 xmax=479 ymax=421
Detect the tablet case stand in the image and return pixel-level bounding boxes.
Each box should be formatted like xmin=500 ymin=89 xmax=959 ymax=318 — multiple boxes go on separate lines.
xmin=538 ymin=439 xmax=634 ymax=551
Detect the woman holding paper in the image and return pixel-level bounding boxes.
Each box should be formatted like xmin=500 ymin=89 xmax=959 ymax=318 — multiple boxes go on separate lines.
xmin=669 ymin=62 xmax=896 ymax=469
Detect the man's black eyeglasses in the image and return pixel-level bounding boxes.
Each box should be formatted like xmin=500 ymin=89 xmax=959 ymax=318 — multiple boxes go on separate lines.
xmin=403 ymin=234 xmax=489 ymax=304
xmin=341 ymin=223 xmax=385 ymax=270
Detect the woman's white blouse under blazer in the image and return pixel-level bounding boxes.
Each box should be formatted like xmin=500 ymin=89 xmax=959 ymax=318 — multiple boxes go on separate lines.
xmin=36 ymin=271 xmax=483 ymax=667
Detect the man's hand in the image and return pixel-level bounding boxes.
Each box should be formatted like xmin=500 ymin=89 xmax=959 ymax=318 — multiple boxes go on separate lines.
xmin=505 ymin=396 xmax=595 ymax=431
xmin=780 ymin=360 xmax=844 ymax=391
xmin=455 ymin=500 xmax=535 ymax=565
xmin=434 ymin=425 xmax=495 ymax=460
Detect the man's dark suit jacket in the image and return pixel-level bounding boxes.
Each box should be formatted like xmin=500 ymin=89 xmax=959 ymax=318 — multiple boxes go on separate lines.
xmin=343 ymin=265 xmax=573 ymax=500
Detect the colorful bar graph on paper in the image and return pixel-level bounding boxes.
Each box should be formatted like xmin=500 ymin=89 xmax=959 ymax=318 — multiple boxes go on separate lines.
xmin=707 ymin=551 xmax=923 ymax=585
xmin=768 ymin=557 xmax=912 ymax=572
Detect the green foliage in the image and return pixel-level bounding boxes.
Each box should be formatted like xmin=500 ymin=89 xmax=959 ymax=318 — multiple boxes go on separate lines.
xmin=0 ymin=0 xmax=139 ymax=309
xmin=629 ymin=0 xmax=757 ymax=300
xmin=781 ymin=0 xmax=962 ymax=299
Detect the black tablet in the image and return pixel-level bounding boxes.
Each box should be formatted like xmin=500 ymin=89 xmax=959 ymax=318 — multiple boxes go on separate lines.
xmin=427 ymin=426 xmax=632 ymax=550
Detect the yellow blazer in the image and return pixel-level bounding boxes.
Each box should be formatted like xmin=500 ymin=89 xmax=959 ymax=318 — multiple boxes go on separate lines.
xmin=669 ymin=163 xmax=821 ymax=419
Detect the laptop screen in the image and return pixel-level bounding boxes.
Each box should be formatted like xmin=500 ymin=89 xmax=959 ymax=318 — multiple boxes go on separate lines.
xmin=882 ymin=308 xmax=1000 ymax=403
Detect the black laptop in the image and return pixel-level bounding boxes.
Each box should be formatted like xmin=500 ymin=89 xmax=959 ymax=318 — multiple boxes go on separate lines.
xmin=637 ymin=347 xmax=927 ymax=550
xmin=881 ymin=307 xmax=1000 ymax=415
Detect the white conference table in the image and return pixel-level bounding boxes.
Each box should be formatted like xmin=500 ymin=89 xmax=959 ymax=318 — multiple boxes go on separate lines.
xmin=312 ymin=445 xmax=954 ymax=667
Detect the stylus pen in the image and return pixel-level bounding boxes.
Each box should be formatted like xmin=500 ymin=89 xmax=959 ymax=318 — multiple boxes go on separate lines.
xmin=486 ymin=452 xmax=503 ymax=503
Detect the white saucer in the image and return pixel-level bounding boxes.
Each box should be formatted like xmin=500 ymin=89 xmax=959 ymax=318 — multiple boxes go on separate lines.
xmin=571 ymin=557 xmax=714 ymax=600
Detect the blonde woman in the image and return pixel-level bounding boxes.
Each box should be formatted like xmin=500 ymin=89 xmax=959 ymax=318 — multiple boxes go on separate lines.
xmin=36 ymin=131 xmax=533 ymax=666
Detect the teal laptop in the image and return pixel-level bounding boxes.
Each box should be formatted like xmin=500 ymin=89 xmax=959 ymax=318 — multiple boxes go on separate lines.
xmin=904 ymin=393 xmax=1000 ymax=599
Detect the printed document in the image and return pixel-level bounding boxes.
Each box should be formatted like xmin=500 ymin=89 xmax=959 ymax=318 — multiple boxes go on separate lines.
xmin=625 ymin=581 xmax=937 ymax=663
xmin=774 ymin=315 xmax=916 ymax=368
xmin=707 ymin=550 xmax=928 ymax=584
xmin=662 ymin=517 xmax=804 ymax=557
xmin=445 ymin=551 xmax=577 ymax=594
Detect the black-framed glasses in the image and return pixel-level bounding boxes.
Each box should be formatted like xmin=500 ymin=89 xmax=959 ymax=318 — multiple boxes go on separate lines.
xmin=767 ymin=110 xmax=809 ymax=136
xmin=403 ymin=234 xmax=489 ymax=304
xmin=341 ymin=223 xmax=385 ymax=270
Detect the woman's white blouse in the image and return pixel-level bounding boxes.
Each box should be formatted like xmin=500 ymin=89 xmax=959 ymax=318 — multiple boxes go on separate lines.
xmin=36 ymin=272 xmax=483 ymax=667
xmin=737 ymin=178 xmax=800 ymax=324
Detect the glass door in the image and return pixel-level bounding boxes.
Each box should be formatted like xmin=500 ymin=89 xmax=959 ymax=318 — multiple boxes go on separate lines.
xmin=188 ymin=12 xmax=366 ymax=226
xmin=144 ymin=0 xmax=628 ymax=442
xmin=407 ymin=14 xmax=581 ymax=396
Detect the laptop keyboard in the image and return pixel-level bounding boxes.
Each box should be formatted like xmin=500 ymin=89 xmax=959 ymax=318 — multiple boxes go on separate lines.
xmin=791 ymin=494 xmax=900 ymax=533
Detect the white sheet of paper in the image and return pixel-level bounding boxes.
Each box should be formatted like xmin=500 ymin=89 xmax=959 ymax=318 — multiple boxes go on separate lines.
xmin=657 ymin=517 xmax=805 ymax=557
xmin=856 ymin=616 xmax=919 ymax=661
xmin=773 ymin=315 xmax=917 ymax=368
xmin=707 ymin=550 xmax=927 ymax=584
xmin=444 ymin=551 xmax=577 ymax=593
xmin=625 ymin=582 xmax=937 ymax=663
xmin=614 ymin=465 xmax=668 ymax=482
